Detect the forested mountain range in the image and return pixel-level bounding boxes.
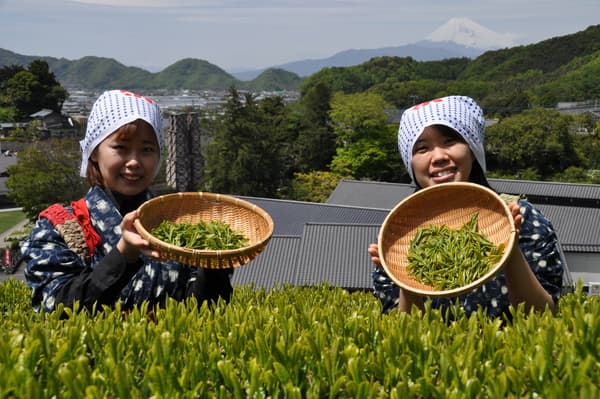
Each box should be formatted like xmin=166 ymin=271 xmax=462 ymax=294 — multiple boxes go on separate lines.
xmin=1 ymin=24 xmax=599 ymax=100
xmin=300 ymin=24 xmax=600 ymax=112
xmin=232 ymin=40 xmax=485 ymax=80
xmin=0 ymin=50 xmax=303 ymax=92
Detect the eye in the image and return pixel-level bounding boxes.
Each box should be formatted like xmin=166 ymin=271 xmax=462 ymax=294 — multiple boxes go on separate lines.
xmin=413 ymin=143 xmax=429 ymax=154
xmin=143 ymin=143 xmax=158 ymax=153
xmin=111 ymin=143 xmax=126 ymax=150
xmin=444 ymin=137 xmax=458 ymax=145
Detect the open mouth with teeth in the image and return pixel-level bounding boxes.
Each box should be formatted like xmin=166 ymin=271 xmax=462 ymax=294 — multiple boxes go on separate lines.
xmin=432 ymin=168 xmax=456 ymax=178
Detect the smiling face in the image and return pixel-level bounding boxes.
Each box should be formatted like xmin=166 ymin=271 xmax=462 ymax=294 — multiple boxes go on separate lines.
xmin=90 ymin=120 xmax=160 ymax=196
xmin=411 ymin=124 xmax=475 ymax=189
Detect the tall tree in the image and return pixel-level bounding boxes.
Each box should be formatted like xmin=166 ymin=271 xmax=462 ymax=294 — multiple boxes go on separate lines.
xmin=290 ymin=171 xmax=348 ymax=203
xmin=328 ymin=92 xmax=407 ymax=181
xmin=0 ymin=60 xmax=68 ymax=120
xmin=200 ymin=87 xmax=288 ymax=197
xmin=7 ymin=139 xmax=88 ymax=221
xmin=0 ymin=65 xmax=25 ymax=89
xmin=289 ymin=82 xmax=336 ymax=173
xmin=485 ymin=108 xmax=581 ymax=179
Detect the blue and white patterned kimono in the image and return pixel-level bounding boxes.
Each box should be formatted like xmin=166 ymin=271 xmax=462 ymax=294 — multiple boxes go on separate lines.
xmin=21 ymin=187 xmax=232 ymax=312
xmin=372 ymin=200 xmax=566 ymax=318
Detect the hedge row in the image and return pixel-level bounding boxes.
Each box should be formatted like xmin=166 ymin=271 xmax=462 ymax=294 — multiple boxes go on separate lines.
xmin=0 ymin=278 xmax=598 ymax=398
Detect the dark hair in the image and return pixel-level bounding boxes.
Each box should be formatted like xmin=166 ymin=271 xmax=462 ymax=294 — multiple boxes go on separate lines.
xmin=470 ymin=160 xmax=491 ymax=188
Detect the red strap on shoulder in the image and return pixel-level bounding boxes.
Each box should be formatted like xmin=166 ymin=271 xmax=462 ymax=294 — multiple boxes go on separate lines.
xmin=70 ymin=198 xmax=102 ymax=256
xmin=39 ymin=199 xmax=102 ymax=257
xmin=39 ymin=203 xmax=74 ymax=225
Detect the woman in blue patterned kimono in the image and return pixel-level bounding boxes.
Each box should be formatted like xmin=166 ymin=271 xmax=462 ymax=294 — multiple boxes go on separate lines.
xmin=21 ymin=90 xmax=233 ymax=312
xmin=368 ymin=95 xmax=566 ymax=318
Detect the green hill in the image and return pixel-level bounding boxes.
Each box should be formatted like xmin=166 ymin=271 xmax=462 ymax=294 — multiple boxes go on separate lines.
xmin=3 ymin=23 xmax=600 ymax=99
xmin=300 ymin=24 xmax=600 ymax=110
xmin=150 ymin=58 xmax=237 ymax=90
xmin=0 ymin=48 xmax=36 ymax=66
xmin=52 ymin=56 xmax=154 ymax=90
xmin=0 ymin=49 xmax=301 ymax=91
xmin=459 ymin=25 xmax=600 ymax=81
xmin=242 ymin=68 xmax=304 ymax=91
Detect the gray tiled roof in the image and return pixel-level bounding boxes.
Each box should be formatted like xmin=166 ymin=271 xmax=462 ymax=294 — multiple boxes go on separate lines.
xmin=327 ymin=180 xmax=416 ymax=209
xmin=328 ymin=178 xmax=600 ymax=208
xmin=238 ymin=196 xmax=389 ymax=235
xmin=327 ymin=179 xmax=600 ymax=253
xmin=488 ymin=178 xmax=600 ymax=207
xmin=231 ymin=197 xmax=387 ymax=290
xmin=293 ymin=223 xmax=378 ymax=289
xmin=535 ymin=204 xmax=600 ymax=251
xmin=233 ymin=223 xmax=379 ymax=291
xmin=232 ymin=236 xmax=301 ymax=289
xmin=231 ymin=179 xmax=598 ymax=291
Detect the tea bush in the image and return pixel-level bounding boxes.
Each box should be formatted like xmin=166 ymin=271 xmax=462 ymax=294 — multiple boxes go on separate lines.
xmin=0 ymin=278 xmax=598 ymax=398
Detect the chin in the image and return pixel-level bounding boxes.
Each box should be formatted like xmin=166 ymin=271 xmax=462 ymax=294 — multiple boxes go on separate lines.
xmin=430 ymin=176 xmax=458 ymax=185
xmin=115 ymin=185 xmax=146 ymax=197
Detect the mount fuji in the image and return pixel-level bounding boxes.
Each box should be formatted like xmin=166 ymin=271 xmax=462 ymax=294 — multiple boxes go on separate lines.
xmin=427 ymin=17 xmax=517 ymax=49
xmin=232 ymin=17 xmax=517 ymax=80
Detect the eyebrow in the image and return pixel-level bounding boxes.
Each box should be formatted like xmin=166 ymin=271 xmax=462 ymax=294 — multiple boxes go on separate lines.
xmin=414 ymin=137 xmax=428 ymax=146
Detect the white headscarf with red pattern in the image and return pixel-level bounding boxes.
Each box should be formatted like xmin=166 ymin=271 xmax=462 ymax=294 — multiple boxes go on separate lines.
xmin=79 ymin=89 xmax=163 ymax=177
xmin=398 ymin=95 xmax=486 ymax=182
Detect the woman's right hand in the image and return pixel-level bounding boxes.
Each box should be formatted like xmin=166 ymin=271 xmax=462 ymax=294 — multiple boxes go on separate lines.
xmin=369 ymin=242 xmax=425 ymax=312
xmin=117 ymin=210 xmax=160 ymax=263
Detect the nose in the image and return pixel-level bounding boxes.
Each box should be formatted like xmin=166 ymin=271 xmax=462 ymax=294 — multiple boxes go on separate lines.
xmin=124 ymin=152 xmax=142 ymax=168
xmin=430 ymin=146 xmax=449 ymax=164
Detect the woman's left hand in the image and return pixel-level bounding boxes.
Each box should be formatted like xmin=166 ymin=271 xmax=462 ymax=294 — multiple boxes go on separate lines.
xmin=508 ymin=202 xmax=522 ymax=234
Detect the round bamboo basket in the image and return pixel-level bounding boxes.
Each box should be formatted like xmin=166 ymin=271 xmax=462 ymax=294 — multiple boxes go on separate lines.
xmin=134 ymin=192 xmax=274 ymax=269
xmin=378 ymin=182 xmax=517 ymax=297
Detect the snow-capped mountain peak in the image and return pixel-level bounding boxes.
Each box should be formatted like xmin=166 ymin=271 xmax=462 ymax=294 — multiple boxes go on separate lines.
xmin=426 ymin=17 xmax=517 ymax=50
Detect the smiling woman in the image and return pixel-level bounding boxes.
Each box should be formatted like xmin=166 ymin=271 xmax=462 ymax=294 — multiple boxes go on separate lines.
xmin=369 ymin=95 xmax=566 ymax=319
xmin=19 ymin=90 xmax=235 ymax=313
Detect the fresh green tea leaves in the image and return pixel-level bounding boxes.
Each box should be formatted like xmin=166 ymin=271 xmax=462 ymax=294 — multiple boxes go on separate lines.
xmin=150 ymin=220 xmax=249 ymax=250
xmin=407 ymin=213 xmax=505 ymax=290
xmin=0 ymin=280 xmax=597 ymax=398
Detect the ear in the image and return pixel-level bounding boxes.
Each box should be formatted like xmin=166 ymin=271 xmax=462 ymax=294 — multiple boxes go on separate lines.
xmin=90 ymin=148 xmax=98 ymax=163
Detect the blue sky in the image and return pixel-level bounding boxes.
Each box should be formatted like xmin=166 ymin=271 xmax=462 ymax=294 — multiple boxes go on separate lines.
xmin=1 ymin=0 xmax=598 ymax=72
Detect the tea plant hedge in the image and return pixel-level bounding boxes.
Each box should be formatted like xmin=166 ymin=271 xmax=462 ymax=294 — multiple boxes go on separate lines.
xmin=0 ymin=278 xmax=598 ymax=398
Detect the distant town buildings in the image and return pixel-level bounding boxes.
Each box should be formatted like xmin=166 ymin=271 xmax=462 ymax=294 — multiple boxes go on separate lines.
xmin=61 ymin=89 xmax=300 ymax=115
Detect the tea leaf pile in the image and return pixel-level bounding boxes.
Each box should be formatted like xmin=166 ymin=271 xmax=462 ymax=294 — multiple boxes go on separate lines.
xmin=151 ymin=220 xmax=249 ymax=250
xmin=408 ymin=213 xmax=505 ymax=290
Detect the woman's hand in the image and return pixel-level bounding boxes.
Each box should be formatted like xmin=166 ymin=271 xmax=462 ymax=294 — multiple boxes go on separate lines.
xmin=368 ymin=243 xmax=382 ymax=266
xmin=368 ymin=242 xmax=425 ymax=313
xmin=508 ymin=201 xmax=523 ymax=233
xmin=117 ymin=210 xmax=161 ymax=263
xmin=503 ymin=201 xmax=556 ymax=313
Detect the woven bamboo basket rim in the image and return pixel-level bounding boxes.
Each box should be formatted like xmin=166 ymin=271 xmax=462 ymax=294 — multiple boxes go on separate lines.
xmin=134 ymin=192 xmax=274 ymax=268
xmin=378 ymin=182 xmax=517 ymax=297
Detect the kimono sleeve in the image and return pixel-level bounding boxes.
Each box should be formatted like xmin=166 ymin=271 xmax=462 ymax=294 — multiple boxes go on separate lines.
xmin=21 ymin=217 xmax=87 ymax=312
